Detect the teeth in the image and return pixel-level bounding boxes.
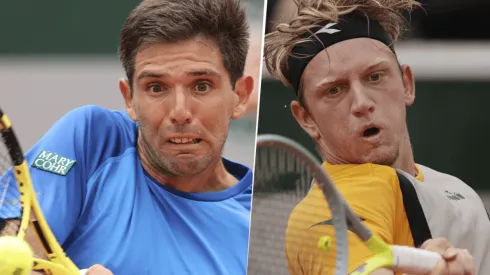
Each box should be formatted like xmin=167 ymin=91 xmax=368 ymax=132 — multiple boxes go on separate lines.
xmin=170 ymin=138 xmax=197 ymax=144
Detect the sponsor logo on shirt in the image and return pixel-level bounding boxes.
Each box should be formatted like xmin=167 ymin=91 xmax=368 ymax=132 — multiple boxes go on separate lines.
xmin=445 ymin=190 xmax=465 ymax=201
xmin=310 ymin=216 xmax=366 ymax=231
xmin=32 ymin=150 xmax=76 ymax=176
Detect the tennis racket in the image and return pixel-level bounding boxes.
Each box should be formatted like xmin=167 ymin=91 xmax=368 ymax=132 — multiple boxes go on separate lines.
xmin=0 ymin=107 xmax=84 ymax=275
xmin=247 ymin=134 xmax=442 ymax=275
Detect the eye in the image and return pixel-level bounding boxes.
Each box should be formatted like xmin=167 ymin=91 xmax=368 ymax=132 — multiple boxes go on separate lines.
xmin=367 ymin=72 xmax=383 ymax=82
xmin=194 ymin=82 xmax=211 ymax=93
xmin=326 ymin=86 xmax=342 ymax=96
xmin=148 ymin=84 xmax=164 ymax=93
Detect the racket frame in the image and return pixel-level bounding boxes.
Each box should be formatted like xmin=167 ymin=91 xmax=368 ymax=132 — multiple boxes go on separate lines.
xmin=0 ymin=108 xmax=80 ymax=275
xmin=256 ymin=134 xmax=442 ymax=275
xmin=256 ymin=134 xmax=350 ymax=275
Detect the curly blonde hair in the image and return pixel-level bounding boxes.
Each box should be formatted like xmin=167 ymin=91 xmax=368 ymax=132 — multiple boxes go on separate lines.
xmin=264 ymin=0 xmax=422 ymax=89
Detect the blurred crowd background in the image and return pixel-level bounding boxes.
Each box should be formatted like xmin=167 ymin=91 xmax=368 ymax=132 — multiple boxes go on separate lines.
xmin=260 ymin=0 xmax=490 ymax=204
xmin=0 ymin=0 xmax=265 ymax=169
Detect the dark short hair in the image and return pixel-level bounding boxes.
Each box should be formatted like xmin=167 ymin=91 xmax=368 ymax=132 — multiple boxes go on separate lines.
xmin=119 ymin=0 xmax=250 ymax=88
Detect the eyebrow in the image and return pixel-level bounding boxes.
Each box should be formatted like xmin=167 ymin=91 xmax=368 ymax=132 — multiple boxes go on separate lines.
xmin=136 ymin=69 xmax=222 ymax=81
xmin=314 ymin=59 xmax=390 ymax=91
xmin=363 ymin=59 xmax=390 ymax=74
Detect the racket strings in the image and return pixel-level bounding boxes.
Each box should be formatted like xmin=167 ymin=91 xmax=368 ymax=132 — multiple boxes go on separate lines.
xmin=254 ymin=146 xmax=312 ymax=196
xmin=0 ymin=137 xmax=22 ymax=237
xmin=0 ymin=115 xmax=58 ymax=273
xmin=0 ymin=135 xmax=49 ymax=266
xmin=248 ymin=146 xmax=339 ymax=275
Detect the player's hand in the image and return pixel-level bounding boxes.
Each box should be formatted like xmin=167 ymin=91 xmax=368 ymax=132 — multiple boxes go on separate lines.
xmin=82 ymin=264 xmax=114 ymax=275
xmin=405 ymin=237 xmax=475 ymax=275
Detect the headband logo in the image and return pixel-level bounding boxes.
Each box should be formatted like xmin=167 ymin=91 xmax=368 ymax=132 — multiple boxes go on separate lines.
xmin=314 ymin=23 xmax=341 ymax=35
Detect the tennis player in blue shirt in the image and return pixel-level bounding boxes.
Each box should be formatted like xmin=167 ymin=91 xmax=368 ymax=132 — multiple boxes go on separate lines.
xmin=0 ymin=0 xmax=255 ymax=274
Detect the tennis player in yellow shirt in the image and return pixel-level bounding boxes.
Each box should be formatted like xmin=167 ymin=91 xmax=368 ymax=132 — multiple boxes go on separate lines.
xmin=263 ymin=0 xmax=488 ymax=274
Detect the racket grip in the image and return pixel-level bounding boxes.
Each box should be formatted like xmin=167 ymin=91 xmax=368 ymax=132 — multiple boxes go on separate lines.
xmin=79 ymin=269 xmax=88 ymax=275
xmin=391 ymin=245 xmax=442 ymax=274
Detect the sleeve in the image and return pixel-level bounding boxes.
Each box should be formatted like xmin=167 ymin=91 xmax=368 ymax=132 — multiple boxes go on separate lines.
xmin=284 ymin=165 xmax=401 ymax=275
xmin=24 ymin=106 xmax=94 ymax=245
xmin=1 ymin=105 xmax=135 ymax=247
xmin=0 ymin=106 xmax=104 ymax=246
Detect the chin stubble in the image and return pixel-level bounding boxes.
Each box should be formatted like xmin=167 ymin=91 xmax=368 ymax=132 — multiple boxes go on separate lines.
xmin=138 ymin=127 xmax=230 ymax=178
xmin=138 ymin=130 xmax=179 ymax=177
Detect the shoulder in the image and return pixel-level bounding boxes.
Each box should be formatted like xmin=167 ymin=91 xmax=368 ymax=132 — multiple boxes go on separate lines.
xmin=28 ymin=105 xmax=138 ymax=177
xmin=414 ymin=163 xmax=484 ymax=203
xmin=73 ymin=104 xmax=135 ymax=145
xmin=48 ymin=105 xmax=135 ymax=138
xmin=326 ymin=163 xmax=398 ymax=180
xmin=415 ymin=163 xmax=478 ymax=195
xmin=79 ymin=105 xmax=137 ymax=172
xmin=289 ymin=163 xmax=401 ymax=211
xmin=66 ymin=105 xmax=136 ymax=135
xmin=224 ymin=158 xmax=253 ymax=207
xmin=289 ymin=163 xmax=401 ymax=223
xmin=325 ymin=163 xmax=400 ymax=196
xmin=416 ymin=163 xmax=467 ymax=185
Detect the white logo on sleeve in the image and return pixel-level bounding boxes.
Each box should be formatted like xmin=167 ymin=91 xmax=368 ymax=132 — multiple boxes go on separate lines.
xmin=32 ymin=150 xmax=76 ymax=176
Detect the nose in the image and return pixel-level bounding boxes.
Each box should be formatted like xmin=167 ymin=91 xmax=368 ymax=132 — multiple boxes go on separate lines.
xmin=350 ymin=84 xmax=375 ymax=117
xmin=169 ymin=89 xmax=192 ymax=125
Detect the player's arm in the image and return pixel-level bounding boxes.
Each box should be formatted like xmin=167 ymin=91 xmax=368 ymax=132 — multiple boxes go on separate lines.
xmin=22 ymin=106 xmax=124 ymax=273
xmin=352 ymin=238 xmax=476 ymax=275
xmin=0 ymin=106 xmax=115 ymax=265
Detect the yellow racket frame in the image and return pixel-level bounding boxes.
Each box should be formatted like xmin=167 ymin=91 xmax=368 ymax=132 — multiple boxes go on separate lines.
xmin=1 ymin=111 xmax=80 ymax=275
xmin=349 ymin=235 xmax=395 ymax=275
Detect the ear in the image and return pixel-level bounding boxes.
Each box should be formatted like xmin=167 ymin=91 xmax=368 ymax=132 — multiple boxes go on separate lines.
xmin=400 ymin=64 xmax=416 ymax=107
xmin=230 ymin=74 xmax=254 ymax=120
xmin=290 ymin=100 xmax=321 ymax=140
xmin=119 ymin=78 xmax=138 ymax=121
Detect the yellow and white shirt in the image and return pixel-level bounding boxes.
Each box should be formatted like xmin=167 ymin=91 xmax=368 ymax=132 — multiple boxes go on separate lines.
xmin=285 ymin=163 xmax=490 ymax=274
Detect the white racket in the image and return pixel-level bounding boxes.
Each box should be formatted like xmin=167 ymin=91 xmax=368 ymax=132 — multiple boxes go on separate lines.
xmin=248 ymin=134 xmax=441 ymax=275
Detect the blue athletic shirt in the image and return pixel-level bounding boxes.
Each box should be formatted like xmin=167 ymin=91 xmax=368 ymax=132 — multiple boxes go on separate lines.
xmin=0 ymin=105 xmax=253 ymax=275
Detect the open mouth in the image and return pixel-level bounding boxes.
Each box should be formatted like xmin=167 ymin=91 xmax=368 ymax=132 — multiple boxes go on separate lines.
xmin=168 ymin=138 xmax=202 ymax=144
xmin=362 ymin=127 xmax=380 ymax=138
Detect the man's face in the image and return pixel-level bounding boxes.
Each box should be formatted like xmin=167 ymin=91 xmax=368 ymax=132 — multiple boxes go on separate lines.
xmin=292 ymin=38 xmax=415 ymax=165
xmin=121 ymin=37 xmax=252 ymax=177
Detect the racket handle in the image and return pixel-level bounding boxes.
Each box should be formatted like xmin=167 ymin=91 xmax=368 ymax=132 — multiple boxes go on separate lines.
xmin=79 ymin=269 xmax=88 ymax=275
xmin=391 ymin=245 xmax=442 ymax=274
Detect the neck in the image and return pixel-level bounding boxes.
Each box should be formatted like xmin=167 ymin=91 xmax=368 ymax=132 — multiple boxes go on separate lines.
xmin=138 ymin=140 xmax=238 ymax=193
xmin=392 ymin=130 xmax=417 ymax=177
xmin=319 ymin=130 xmax=417 ymax=177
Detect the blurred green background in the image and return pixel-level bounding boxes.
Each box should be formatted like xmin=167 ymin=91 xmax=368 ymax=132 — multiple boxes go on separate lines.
xmin=0 ymin=0 xmax=265 ymax=55
xmin=0 ymin=0 xmax=264 ymax=169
